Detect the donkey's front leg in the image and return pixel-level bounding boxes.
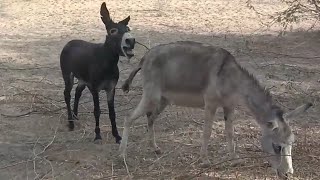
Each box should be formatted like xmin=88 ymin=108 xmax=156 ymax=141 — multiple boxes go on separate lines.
xmin=223 ymin=107 xmax=237 ymax=158
xmin=106 ymin=88 xmax=122 ymax=144
xmin=91 ymin=89 xmax=102 ymax=143
xmin=223 ymin=107 xmax=244 ymax=167
xmin=200 ymin=103 xmax=217 ymax=167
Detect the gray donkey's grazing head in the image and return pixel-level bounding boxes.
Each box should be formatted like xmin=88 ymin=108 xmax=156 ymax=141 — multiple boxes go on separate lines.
xmin=260 ymin=103 xmax=312 ymax=178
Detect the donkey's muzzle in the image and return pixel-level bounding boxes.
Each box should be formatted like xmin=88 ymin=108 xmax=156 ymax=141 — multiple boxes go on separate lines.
xmin=121 ymin=32 xmax=135 ymax=59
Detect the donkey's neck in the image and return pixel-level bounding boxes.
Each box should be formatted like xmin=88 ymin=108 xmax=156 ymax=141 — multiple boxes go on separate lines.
xmin=237 ymin=68 xmax=274 ymax=123
xmin=102 ymin=37 xmax=120 ymax=63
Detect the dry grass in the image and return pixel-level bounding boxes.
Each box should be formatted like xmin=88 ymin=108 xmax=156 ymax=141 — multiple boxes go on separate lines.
xmin=0 ymin=0 xmax=319 ymax=179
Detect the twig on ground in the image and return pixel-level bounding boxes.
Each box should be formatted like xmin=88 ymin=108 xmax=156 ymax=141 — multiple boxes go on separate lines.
xmin=123 ymin=156 xmax=131 ymax=179
xmin=191 ymin=118 xmax=203 ymax=126
xmin=26 ymin=160 xmax=29 ymax=180
xmin=151 ymin=146 xmax=181 ymax=165
xmin=0 ymin=113 xmax=60 ymax=177
xmin=42 ymin=158 xmax=55 ymax=180
xmin=77 ymin=129 xmax=87 ymax=142
xmin=186 ymin=154 xmax=284 ymax=180
xmin=0 ymin=160 xmax=30 ymax=170
xmin=0 ymin=66 xmax=59 ymax=71
xmin=111 ymin=161 xmax=114 ymax=180
xmin=1 ymin=110 xmax=35 ymax=117
xmin=32 ymin=137 xmax=41 ymax=179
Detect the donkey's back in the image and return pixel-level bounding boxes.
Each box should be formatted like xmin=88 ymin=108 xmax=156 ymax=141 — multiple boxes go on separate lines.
xmin=140 ymin=41 xmax=236 ymax=108
xmin=60 ymin=40 xmax=103 ymax=77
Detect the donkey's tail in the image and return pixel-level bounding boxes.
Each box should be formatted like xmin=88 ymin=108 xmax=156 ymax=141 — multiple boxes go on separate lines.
xmin=121 ymin=57 xmax=145 ymax=93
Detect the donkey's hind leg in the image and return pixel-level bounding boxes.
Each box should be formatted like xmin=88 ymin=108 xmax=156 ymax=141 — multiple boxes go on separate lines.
xmin=119 ymin=92 xmax=161 ymax=157
xmin=146 ymin=97 xmax=168 ymax=154
xmin=62 ymin=73 xmax=75 ymax=130
xmin=73 ymin=83 xmax=86 ymax=119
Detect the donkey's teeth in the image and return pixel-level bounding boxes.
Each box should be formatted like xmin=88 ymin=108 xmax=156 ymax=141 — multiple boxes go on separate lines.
xmin=126 ymin=50 xmax=134 ymax=55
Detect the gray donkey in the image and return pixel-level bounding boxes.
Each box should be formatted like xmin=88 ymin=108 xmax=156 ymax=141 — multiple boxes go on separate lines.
xmin=119 ymin=41 xmax=312 ymax=179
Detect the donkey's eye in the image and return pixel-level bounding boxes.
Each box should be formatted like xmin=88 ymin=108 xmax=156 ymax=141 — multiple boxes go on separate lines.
xmin=110 ymin=28 xmax=118 ymax=35
xmin=272 ymin=143 xmax=282 ymax=154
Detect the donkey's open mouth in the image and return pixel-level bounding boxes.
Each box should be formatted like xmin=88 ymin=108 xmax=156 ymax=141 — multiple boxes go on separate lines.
xmin=121 ymin=32 xmax=135 ymax=59
xmin=123 ymin=47 xmax=134 ymax=57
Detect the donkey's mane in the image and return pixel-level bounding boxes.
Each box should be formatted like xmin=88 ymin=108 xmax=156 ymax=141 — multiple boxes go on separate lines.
xmin=236 ymin=61 xmax=273 ymax=102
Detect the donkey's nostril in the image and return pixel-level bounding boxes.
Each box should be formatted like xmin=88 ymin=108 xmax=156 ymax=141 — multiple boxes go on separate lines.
xmin=126 ymin=38 xmax=135 ymax=47
xmin=125 ymin=39 xmax=130 ymax=45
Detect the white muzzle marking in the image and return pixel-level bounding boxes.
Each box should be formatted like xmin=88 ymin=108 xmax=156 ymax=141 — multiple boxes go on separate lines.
xmin=121 ymin=32 xmax=134 ymax=61
xmin=280 ymin=145 xmax=293 ymax=174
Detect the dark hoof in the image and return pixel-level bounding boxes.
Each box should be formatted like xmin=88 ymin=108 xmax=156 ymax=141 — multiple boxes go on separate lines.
xmin=115 ymin=136 xmax=122 ymax=144
xmin=94 ymin=135 xmax=102 ymax=144
xmin=94 ymin=135 xmax=102 ymax=140
xmin=68 ymin=123 xmax=75 ymax=131
xmin=94 ymin=139 xmax=102 ymax=145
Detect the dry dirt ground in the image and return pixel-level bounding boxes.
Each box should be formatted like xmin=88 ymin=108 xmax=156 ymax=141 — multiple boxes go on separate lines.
xmin=0 ymin=0 xmax=319 ymax=179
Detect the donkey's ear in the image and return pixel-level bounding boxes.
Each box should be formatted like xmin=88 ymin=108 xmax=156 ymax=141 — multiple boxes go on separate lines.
xmin=100 ymin=2 xmax=112 ymax=25
xmin=266 ymin=120 xmax=279 ymax=132
xmin=119 ymin=16 xmax=130 ymax=25
xmin=284 ymin=103 xmax=313 ymax=119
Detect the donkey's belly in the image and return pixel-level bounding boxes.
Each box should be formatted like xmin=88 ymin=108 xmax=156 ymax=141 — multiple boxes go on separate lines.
xmin=77 ymin=78 xmax=112 ymax=91
xmin=163 ymin=92 xmax=204 ymax=108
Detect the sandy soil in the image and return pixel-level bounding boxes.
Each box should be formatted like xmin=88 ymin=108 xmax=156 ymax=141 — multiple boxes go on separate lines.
xmin=0 ymin=0 xmax=319 ymax=179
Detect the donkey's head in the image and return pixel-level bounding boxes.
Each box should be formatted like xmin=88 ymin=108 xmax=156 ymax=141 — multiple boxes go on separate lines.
xmin=100 ymin=2 xmax=135 ymax=60
xmin=261 ymin=103 xmax=312 ymax=179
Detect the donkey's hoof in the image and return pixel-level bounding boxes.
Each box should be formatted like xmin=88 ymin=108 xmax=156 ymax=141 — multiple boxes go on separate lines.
xmin=94 ymin=139 xmax=102 ymax=145
xmin=94 ymin=135 xmax=102 ymax=144
xmin=115 ymin=136 xmax=122 ymax=144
